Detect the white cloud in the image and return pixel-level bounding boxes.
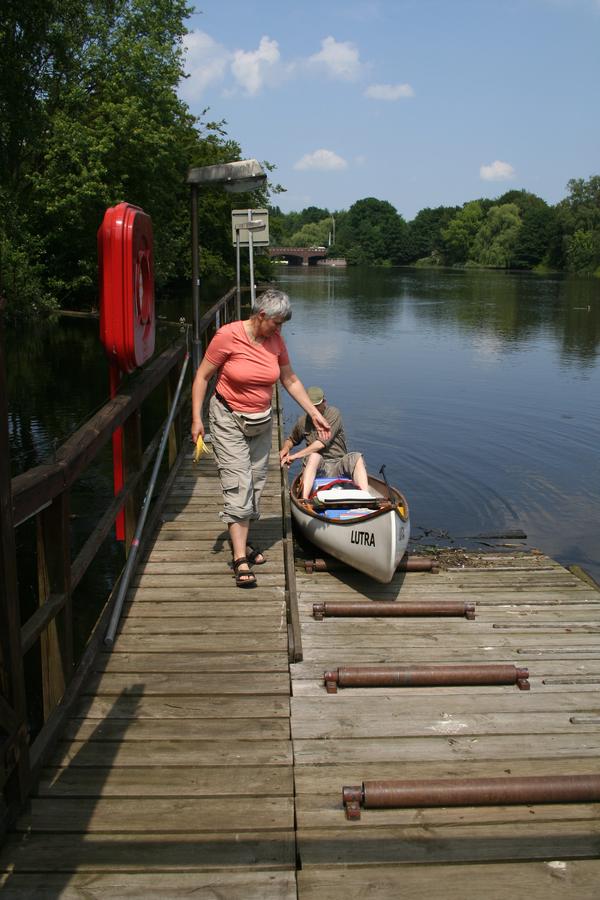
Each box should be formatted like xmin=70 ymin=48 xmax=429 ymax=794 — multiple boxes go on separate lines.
xmin=307 ymin=36 xmax=362 ymax=81
xmin=294 ymin=149 xmax=349 ymax=171
xmin=181 ymin=30 xmax=229 ymax=100
xmin=480 ymin=160 xmax=516 ymax=181
xmin=364 ymin=83 xmax=414 ymax=100
xmin=231 ymin=36 xmax=280 ymax=95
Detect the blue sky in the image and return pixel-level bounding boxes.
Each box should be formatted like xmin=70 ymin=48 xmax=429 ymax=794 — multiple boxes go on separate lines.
xmin=180 ymin=0 xmax=600 ymax=219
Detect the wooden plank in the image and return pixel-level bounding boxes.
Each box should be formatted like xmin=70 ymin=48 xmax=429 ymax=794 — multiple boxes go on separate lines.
xmin=291 ymin=711 xmax=600 ymax=739
xmin=84 ymin=671 xmax=289 ymax=695
xmin=132 ymin=574 xmax=286 ymax=588
xmin=37 ymin=765 xmax=293 ymax=798
xmin=50 ymin=739 xmax=292 ymax=768
xmin=1 ymin=870 xmax=297 ymax=896
xmin=291 ymin=691 xmax=600 ymax=717
xmin=0 ymin=834 xmax=295 ymax=873
xmin=296 ymin=797 xmax=600 ymax=830
xmin=117 ymin=615 xmax=286 ymax=634
xmin=122 ymin=600 xmax=285 ymax=616
xmin=96 ymin=651 xmax=290 ymax=673
xmin=62 ymin=717 xmax=290 ymax=742
xmin=106 ymin=634 xmax=288 ymax=652
xmin=71 ymin=695 xmax=290 ymax=720
xmin=293 ymin=733 xmax=600 ymax=765
xmin=297 ymin=860 xmax=600 ymax=898
xmin=127 ymin=586 xmax=286 ymax=601
xmin=17 ymin=796 xmax=294 ymax=833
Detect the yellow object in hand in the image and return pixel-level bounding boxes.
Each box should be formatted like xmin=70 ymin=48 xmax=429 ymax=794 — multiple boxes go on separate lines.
xmin=193 ymin=434 xmax=212 ymax=462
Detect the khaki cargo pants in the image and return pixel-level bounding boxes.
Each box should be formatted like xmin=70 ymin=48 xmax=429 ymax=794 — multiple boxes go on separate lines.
xmin=208 ymin=395 xmax=273 ymax=524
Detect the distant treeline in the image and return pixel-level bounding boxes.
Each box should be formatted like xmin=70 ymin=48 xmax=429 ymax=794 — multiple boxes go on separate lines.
xmin=2 ymin=5 xmax=598 ymax=324
xmin=269 ymin=178 xmax=600 ymax=274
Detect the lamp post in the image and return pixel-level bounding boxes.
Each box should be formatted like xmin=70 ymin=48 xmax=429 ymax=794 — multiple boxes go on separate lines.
xmin=187 ymin=159 xmax=266 ymax=372
xmin=235 ymin=219 xmax=266 ymax=320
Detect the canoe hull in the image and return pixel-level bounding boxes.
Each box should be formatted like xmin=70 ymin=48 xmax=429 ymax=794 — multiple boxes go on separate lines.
xmin=290 ymin=475 xmax=410 ymax=584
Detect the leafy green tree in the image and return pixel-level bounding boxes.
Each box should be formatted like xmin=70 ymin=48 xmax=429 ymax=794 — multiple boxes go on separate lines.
xmin=493 ymin=190 xmax=557 ymax=268
xmin=471 ymin=203 xmax=522 ymax=268
xmin=441 ymin=201 xmax=484 ymax=265
xmin=336 ymin=197 xmax=408 ymax=265
xmin=552 ymin=175 xmax=600 ymax=272
xmin=0 ymin=0 xmax=276 ymax=316
xmin=288 ymin=218 xmax=330 ymax=247
xmin=406 ymin=205 xmax=460 ymax=262
xmin=565 ymin=230 xmax=599 ymax=273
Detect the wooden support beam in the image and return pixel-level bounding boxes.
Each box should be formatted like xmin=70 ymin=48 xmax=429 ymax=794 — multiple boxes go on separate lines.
xmin=36 ymin=493 xmax=72 ymax=720
xmin=0 ymin=316 xmax=31 ymax=823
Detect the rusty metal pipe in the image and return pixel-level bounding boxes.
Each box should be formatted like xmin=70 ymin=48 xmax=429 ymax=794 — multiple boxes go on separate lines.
xmin=343 ymin=775 xmax=600 ymax=819
xmin=313 ymin=600 xmax=475 ymax=620
xmin=324 ymin=663 xmax=529 ymax=693
xmin=306 ymin=556 xmax=438 ymax=574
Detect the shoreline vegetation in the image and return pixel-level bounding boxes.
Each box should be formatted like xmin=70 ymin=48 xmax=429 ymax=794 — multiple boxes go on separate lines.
xmin=268 ymin=184 xmax=600 ymax=279
xmin=1 ymin=4 xmax=599 ymax=324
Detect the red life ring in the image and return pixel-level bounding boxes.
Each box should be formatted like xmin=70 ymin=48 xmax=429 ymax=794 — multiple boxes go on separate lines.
xmin=98 ymin=202 xmax=155 ymax=373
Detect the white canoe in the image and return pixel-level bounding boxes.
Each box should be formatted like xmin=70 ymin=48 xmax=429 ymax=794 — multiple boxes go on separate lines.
xmin=290 ymin=474 xmax=410 ymax=584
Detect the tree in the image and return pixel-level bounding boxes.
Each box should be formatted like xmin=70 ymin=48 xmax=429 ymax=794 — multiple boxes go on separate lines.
xmin=441 ymin=201 xmax=484 ymax=265
xmin=553 ymin=175 xmax=600 ymax=272
xmin=406 ymin=205 xmax=459 ymax=262
xmin=0 ymin=0 xmax=272 ymax=316
xmin=471 ymin=203 xmax=522 ymax=268
xmin=565 ymin=230 xmax=599 ymax=273
xmin=492 ymin=190 xmax=557 ymax=268
xmin=336 ymin=197 xmax=408 ymax=265
xmin=288 ymin=218 xmax=330 ymax=247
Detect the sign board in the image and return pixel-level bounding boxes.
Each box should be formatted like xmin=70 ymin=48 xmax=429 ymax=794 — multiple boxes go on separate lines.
xmin=231 ymin=209 xmax=270 ymax=247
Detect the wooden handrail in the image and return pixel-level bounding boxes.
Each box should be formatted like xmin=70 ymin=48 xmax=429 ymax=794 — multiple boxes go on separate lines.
xmin=12 ymin=341 xmax=186 ymax=526
xmin=1 ymin=284 xmax=240 ymax=827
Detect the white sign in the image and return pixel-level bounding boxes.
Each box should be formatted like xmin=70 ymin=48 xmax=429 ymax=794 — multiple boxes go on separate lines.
xmin=231 ymin=209 xmax=270 ymax=247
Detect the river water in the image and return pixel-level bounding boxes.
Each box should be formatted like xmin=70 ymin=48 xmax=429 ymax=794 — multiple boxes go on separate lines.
xmin=6 ymin=266 xmax=600 ymax=587
xmin=276 ymin=267 xmax=600 ymax=582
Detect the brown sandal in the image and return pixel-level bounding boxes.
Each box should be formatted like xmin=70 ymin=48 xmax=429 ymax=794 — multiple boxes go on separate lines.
xmin=232 ymin=556 xmax=257 ymax=588
xmin=246 ymin=544 xmax=266 ymax=565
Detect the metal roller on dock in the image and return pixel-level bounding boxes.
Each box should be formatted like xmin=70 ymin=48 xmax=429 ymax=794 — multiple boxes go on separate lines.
xmin=343 ymin=774 xmax=600 ymax=819
xmin=313 ymin=600 xmax=475 ymax=619
xmin=324 ymin=663 xmax=530 ymax=693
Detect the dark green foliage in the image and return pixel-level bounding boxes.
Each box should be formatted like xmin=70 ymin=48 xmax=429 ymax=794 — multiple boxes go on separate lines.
xmin=555 ymin=176 xmax=600 ymax=273
xmin=0 ymin=0 xmax=273 ymax=318
xmin=336 ymin=197 xmax=409 ymax=266
xmin=406 ymin=205 xmax=460 ymax=261
xmin=441 ymin=201 xmax=485 ymax=265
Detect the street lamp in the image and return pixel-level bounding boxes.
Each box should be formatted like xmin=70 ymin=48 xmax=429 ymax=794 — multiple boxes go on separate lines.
xmin=234 ymin=219 xmax=266 ymax=320
xmin=187 ymin=159 xmax=267 ymax=372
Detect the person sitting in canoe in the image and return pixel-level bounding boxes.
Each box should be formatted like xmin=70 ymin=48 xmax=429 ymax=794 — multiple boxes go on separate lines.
xmin=279 ymin=386 xmax=370 ymax=501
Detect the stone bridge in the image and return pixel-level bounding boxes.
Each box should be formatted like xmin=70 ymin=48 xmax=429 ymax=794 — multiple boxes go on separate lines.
xmin=268 ymin=246 xmax=327 ymax=266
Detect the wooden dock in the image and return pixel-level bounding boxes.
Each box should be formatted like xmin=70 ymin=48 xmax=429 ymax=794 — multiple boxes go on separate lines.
xmin=0 ymin=424 xmax=297 ymax=898
xmin=2 ymin=419 xmax=600 ymax=897
xmin=291 ymin=551 xmax=600 ymax=899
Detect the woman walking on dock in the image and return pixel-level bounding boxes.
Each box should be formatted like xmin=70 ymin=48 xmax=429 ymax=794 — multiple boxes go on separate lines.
xmin=191 ymin=289 xmax=330 ymax=587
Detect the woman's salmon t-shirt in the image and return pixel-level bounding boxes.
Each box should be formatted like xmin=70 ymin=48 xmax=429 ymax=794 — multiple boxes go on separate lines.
xmin=205 ymin=321 xmax=290 ymax=413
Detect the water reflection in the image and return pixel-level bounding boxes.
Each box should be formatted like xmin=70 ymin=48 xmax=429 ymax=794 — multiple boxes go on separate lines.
xmin=277 ymin=266 xmax=600 ymax=582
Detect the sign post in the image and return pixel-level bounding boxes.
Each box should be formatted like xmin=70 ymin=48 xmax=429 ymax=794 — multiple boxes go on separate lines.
xmin=231 ymin=209 xmax=269 ymax=316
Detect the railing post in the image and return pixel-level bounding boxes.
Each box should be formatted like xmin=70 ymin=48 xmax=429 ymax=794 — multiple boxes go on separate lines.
xmin=0 ymin=317 xmax=31 ymax=824
xmin=122 ymin=409 xmax=143 ymax=552
xmin=36 ymin=493 xmax=73 ymax=719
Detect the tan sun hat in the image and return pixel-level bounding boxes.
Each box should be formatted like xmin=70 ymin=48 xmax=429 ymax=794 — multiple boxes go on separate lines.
xmin=307 ymin=386 xmax=325 ymax=404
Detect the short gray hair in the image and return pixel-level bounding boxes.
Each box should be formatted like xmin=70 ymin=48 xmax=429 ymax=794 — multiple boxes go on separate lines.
xmin=252 ymin=289 xmax=292 ymax=321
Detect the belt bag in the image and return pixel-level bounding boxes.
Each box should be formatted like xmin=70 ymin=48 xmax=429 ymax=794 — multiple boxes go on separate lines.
xmin=233 ymin=411 xmax=272 ymax=438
